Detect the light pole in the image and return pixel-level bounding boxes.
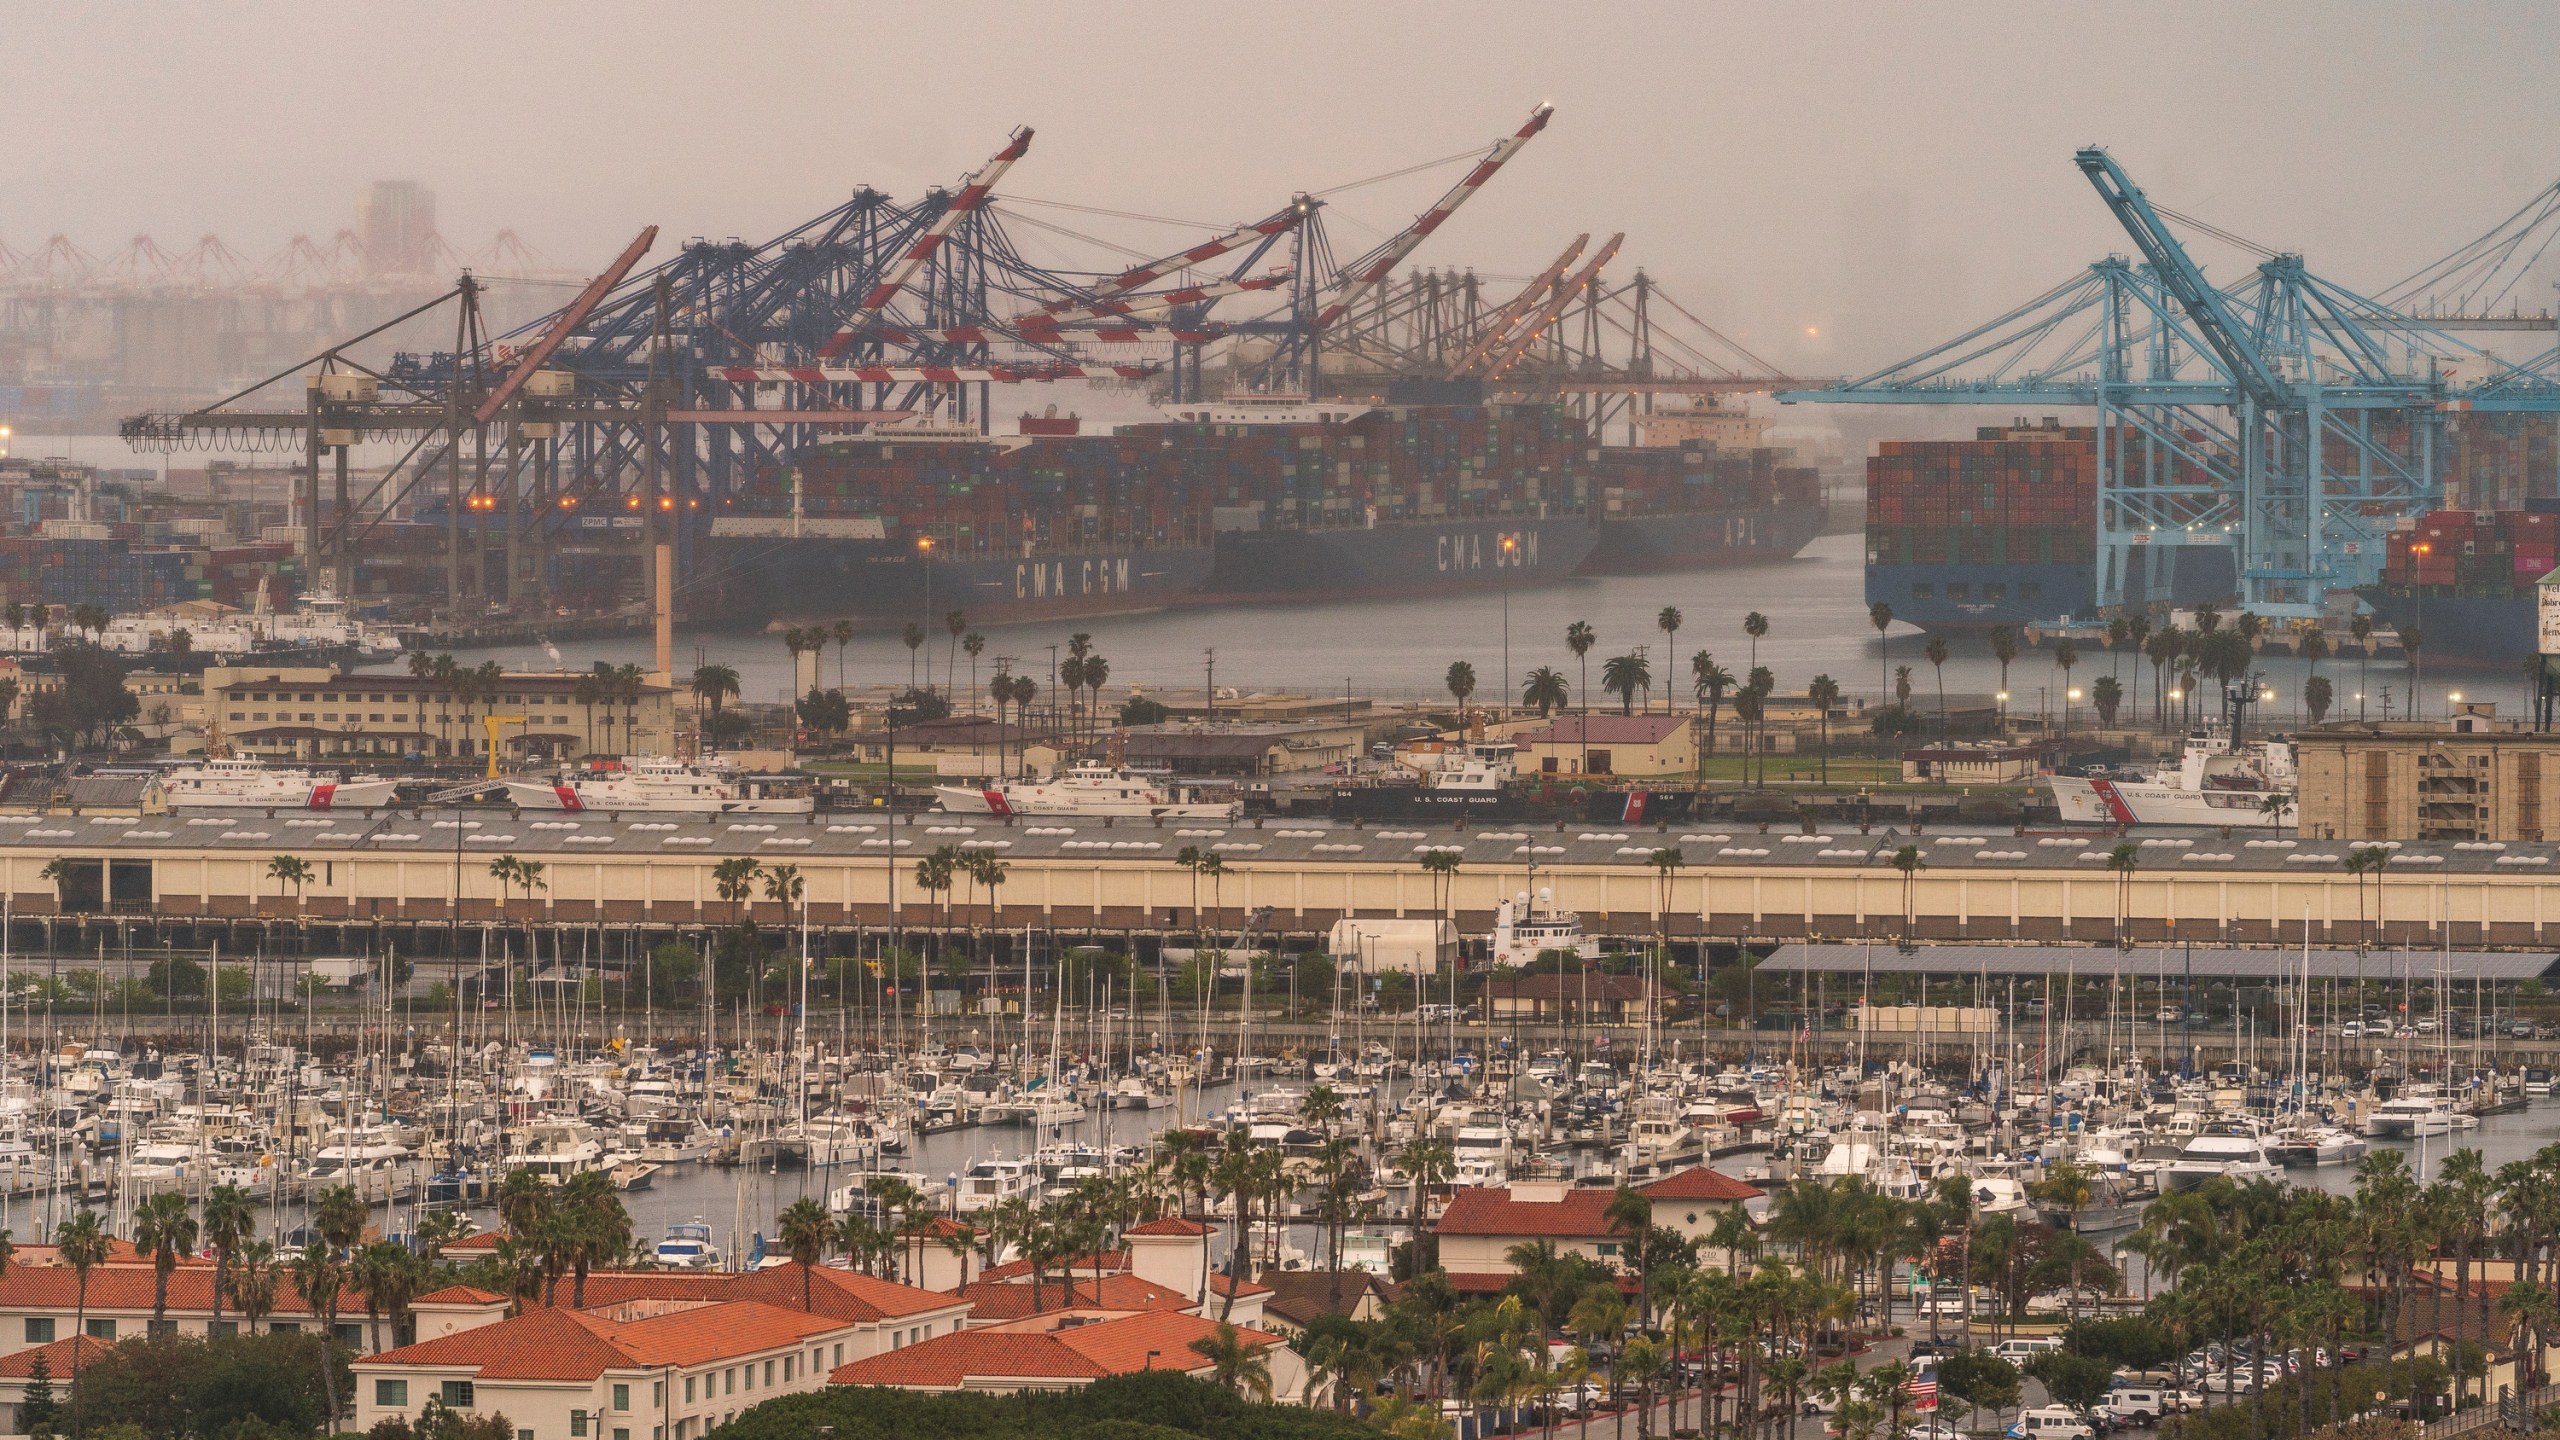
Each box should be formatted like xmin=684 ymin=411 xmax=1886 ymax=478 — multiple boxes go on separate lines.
xmin=916 ymin=535 xmax=935 ymax=693
xmin=2065 ymin=686 xmax=2082 ymax=742
xmin=1995 ymin=690 xmax=2009 ymax=736
xmin=1500 ymin=533 xmax=1517 ymax=718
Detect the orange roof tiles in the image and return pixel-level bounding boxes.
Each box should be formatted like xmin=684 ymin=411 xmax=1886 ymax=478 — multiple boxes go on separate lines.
xmin=1124 ymin=1217 xmax=1212 ymax=1238
xmin=1641 ymin=1166 xmax=1764 ymax=1202
xmin=954 ymin=1273 xmax=1192 ymax=1322
xmin=415 ymin=1285 xmax=507 ymax=1306
xmin=0 ymin=1334 xmax=111 ymax=1378
xmin=978 ymin=1250 xmax=1131 ymax=1284
xmin=1435 ymin=1186 xmax=1624 ymax=1239
xmin=363 ymin=1300 xmax=847 ymax=1380
xmin=830 ymin=1311 xmax=1277 ymax=1390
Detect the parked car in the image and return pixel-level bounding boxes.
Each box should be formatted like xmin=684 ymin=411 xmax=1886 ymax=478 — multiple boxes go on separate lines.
xmin=1996 ymin=1337 xmax=2065 ymax=1363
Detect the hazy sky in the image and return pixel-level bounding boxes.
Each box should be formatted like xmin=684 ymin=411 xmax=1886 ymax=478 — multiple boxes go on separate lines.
xmin=10 ymin=1 xmax=2558 ymax=376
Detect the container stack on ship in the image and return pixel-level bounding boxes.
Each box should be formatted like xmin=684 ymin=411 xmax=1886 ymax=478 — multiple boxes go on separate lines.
xmin=701 ymin=396 xmax=1825 ymax=627
xmin=2358 ymin=505 xmax=2560 ymax=666
xmin=1864 ymin=417 xmax=2235 ymax=631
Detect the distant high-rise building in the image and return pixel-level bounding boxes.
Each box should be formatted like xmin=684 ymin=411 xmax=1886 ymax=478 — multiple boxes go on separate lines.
xmin=358 ymin=180 xmax=438 ymax=276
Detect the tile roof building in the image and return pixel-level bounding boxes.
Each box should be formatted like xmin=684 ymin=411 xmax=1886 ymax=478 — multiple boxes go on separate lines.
xmin=1434 ymin=1183 xmax=1635 ymax=1290
xmin=831 ymin=1310 xmax=1299 ymax=1398
xmin=348 ymin=1264 xmax=968 ymax=1440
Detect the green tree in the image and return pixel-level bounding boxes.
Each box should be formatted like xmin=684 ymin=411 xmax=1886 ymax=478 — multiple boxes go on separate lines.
xmin=1600 ymin=652 xmax=1652 ymax=716
xmin=1566 ymin=620 xmax=1597 ymax=772
xmin=1806 ymin=674 xmax=1840 ymax=781
xmin=1444 ymin=660 xmax=1477 ymax=712
xmin=778 ymin=1198 xmax=832 ymax=1311
xmin=1521 ymin=665 xmax=1569 ymax=717
xmin=131 ymin=1190 xmax=197 ymax=1330
xmin=264 ymin=855 xmax=314 ymax=916
xmin=1691 ymin=652 xmax=1733 ymax=785
xmin=55 ymin=1211 xmax=109 ymax=1394
xmin=689 ymin=663 xmax=741 ymax=746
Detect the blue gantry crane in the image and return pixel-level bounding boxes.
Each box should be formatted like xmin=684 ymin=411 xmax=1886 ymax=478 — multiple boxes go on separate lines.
xmin=1787 ymin=147 xmax=2560 ymax=621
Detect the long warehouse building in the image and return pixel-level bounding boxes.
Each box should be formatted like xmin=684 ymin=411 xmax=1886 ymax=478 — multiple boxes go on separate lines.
xmin=9 ymin=813 xmax=2560 ymax=951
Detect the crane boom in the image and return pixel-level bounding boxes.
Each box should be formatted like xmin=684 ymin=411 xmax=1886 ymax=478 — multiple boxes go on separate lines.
xmin=2074 ymin=147 xmax=2285 ymax=409
xmin=817 ymin=126 xmax=1033 ymax=360
xmin=1445 ymin=233 xmax=1589 ymax=378
xmin=1475 ymin=232 xmax=1623 ymax=377
xmin=475 ymin=226 xmax=657 ymax=424
xmin=1017 ymin=271 xmax=1289 ymax=331
xmin=1314 ymin=103 xmax=1554 ymax=333
xmin=1009 ymin=203 xmax=1304 ymax=321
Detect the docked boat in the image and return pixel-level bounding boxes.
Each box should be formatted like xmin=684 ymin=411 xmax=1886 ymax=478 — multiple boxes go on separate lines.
xmin=2044 ymin=731 xmax=2296 ymax=828
xmin=161 ymin=755 xmax=404 ymax=810
xmin=2163 ymin=1121 xmax=2283 ymax=1190
xmin=933 ymin=761 xmax=1238 ymax=819
xmin=954 ymin=1156 xmax=1043 ymax=1214
xmin=2267 ymin=1126 xmax=2367 ymax=1166
xmin=509 ymin=755 xmax=814 ymax=814
xmin=2362 ymin=1091 xmax=2454 ymax=1139
xmin=1489 ymin=887 xmax=1602 ymax=968
xmin=655 ymin=1220 xmax=721 ymax=1270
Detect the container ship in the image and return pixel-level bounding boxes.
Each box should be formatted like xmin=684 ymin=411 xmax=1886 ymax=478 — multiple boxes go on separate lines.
xmin=701 ymin=398 xmax=1824 ymax=627
xmin=2356 ymin=506 xmax=2560 ymax=668
xmin=1865 ymin=419 xmax=2234 ymax=631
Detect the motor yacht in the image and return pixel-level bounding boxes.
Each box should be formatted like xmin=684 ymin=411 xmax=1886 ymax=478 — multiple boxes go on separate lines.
xmin=2362 ymin=1091 xmax=2454 ymax=1139
xmin=954 ymin=1156 xmax=1043 ymax=1214
xmin=656 ymin=1220 xmax=721 ymax=1270
xmin=2164 ymin=1121 xmax=2282 ymax=1190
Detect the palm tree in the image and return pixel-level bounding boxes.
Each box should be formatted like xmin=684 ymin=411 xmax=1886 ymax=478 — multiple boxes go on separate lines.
xmin=1867 ymin=601 xmax=1894 ymax=703
xmin=2052 ymin=638 xmax=2080 ymax=737
xmin=712 ymin=856 xmax=761 ymax=928
xmin=1891 ymin=844 xmax=1924 ymax=940
xmin=1601 ymin=652 xmax=1652 ymax=716
xmin=689 ymin=663 xmax=740 ymax=750
xmin=1923 ymin=635 xmax=1950 ymax=736
xmin=55 ymin=1211 xmax=109 ymax=1393
xmin=1806 ymin=675 xmax=1840 ymax=782
xmin=2402 ymin=623 xmax=2425 ymax=720
xmin=1732 ymin=688 xmax=1765 ymax=790
xmin=1656 ymin=607 xmax=1683 ymax=711
xmin=266 ymin=855 xmax=314 ymax=916
xmin=1566 ymin=621 xmax=1597 ymax=772
xmin=2304 ymin=674 xmax=2333 ymax=724
xmin=2106 ymin=842 xmax=2139 ymax=947
xmin=1744 ymin=611 xmax=1768 ymax=675
xmin=1190 ymin=1321 xmax=1274 ymax=1401
xmin=132 ymin=1189 xmax=197 ymax=1331
xmin=889 ymin=622 xmax=921 ymax=695
xmin=202 ymin=1183 xmax=254 ymax=1330
xmin=1692 ymin=653 xmax=1733 ymax=786
xmin=287 ymin=1236 xmax=348 ymax=1420
xmin=2145 ymin=629 xmax=2183 ymax=728
xmin=829 ymin=618 xmax=855 ymax=691
xmin=2091 ymin=674 xmax=2124 ymax=727
xmin=226 ymin=1238 xmax=279 ymax=1334
xmin=1521 ymin=665 xmax=1568 ymax=718
xmin=779 ymin=1198 xmax=832 ymax=1310
xmin=1418 ymin=849 xmax=1462 ymax=933
xmin=1989 ymin=626 xmax=2018 ymax=711
xmin=962 ymin=630 xmax=986 ymax=709
xmin=943 ymin=609 xmax=968 ymax=696
xmin=1444 ymin=660 xmax=1477 ymax=712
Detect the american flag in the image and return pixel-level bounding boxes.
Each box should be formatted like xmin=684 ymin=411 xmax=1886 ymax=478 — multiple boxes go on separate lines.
xmin=1906 ymin=1367 xmax=1939 ymax=1413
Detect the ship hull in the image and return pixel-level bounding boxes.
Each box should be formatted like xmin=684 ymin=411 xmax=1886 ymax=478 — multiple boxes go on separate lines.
xmin=1197 ymin=515 xmax=1598 ymax=604
xmin=703 ymin=537 xmax=1214 ymax=627
xmin=2044 ymin=774 xmax=2289 ymax=827
xmin=1582 ymin=503 xmax=1825 ymax=575
xmin=2354 ymin=588 xmax=2531 ymax=668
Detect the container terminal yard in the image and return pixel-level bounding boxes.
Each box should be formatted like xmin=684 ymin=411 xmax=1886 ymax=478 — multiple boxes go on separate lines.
xmin=7 ymin=27 xmax=2560 ymax=1440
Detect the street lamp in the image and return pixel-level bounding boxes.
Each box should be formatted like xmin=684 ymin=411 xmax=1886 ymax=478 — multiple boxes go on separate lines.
xmin=1500 ymin=533 xmax=1517 ymax=718
xmin=2065 ymin=686 xmax=2082 ymax=740
xmin=916 ymin=535 xmax=936 ymax=693
xmin=2167 ymin=686 xmax=2183 ymax=733
xmin=1996 ymin=690 xmax=2009 ymax=733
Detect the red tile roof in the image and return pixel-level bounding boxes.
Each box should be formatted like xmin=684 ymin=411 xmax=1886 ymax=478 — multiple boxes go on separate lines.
xmin=1436 ymin=1185 xmax=1624 ymax=1239
xmin=1641 ymin=1166 xmax=1764 ymax=1202
xmin=978 ymin=1250 xmax=1130 ymax=1285
xmin=830 ymin=1311 xmax=1275 ymax=1390
xmin=0 ymin=1334 xmax=111 ymax=1378
xmin=831 ymin=1329 xmax=1106 ymax=1388
xmin=415 ymin=1285 xmax=508 ymax=1306
xmin=361 ymin=1299 xmax=848 ymax=1380
xmin=0 ymin=1263 xmax=351 ymax=1316
xmin=953 ymin=1273 xmax=1191 ymax=1321
xmin=1207 ymin=1274 xmax=1269 ymax=1298
xmin=721 ymin=1263 xmax=960 ymax=1322
xmin=1124 ymin=1217 xmax=1211 ymax=1238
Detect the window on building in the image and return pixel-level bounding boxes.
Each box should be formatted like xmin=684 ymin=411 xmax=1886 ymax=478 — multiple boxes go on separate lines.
xmin=86 ymin=1319 xmax=115 ymax=1340
xmin=24 ymin=1319 xmax=52 ymax=1344
xmin=572 ymin=1410 xmax=588 ymax=1436
xmin=832 ymin=1344 xmax=842 ymax=1367
xmin=147 ymin=1319 xmax=177 ymax=1338
xmin=229 ymin=712 xmax=244 ymax=721
xmin=683 ymin=1378 xmax=693 ymax=1404
xmin=336 ymin=1322 xmax=364 ymax=1347
xmin=762 ymin=1360 xmax=773 ymax=1386
xmin=651 ymin=1383 xmax=663 ymax=1408
xmin=440 ymin=1381 xmax=474 ymax=1408
xmin=208 ymin=1321 xmax=237 ymax=1339
xmin=724 ymin=1371 xmax=734 ymax=1396
xmin=612 ymin=1385 xmax=630 ymax=1412
xmin=299 ymin=693 xmax=315 ymax=702
xmin=376 ymin=1380 xmax=409 ymax=1408
xmin=782 ymin=1356 xmax=792 ymax=1382
xmin=615 ymin=1430 xmax=630 ymax=1440
xmin=518 ymin=1430 xmax=533 ymax=1440
xmin=270 ymin=1321 xmax=300 ymax=1333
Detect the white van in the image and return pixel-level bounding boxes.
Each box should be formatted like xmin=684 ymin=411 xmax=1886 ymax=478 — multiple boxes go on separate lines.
xmin=2102 ymin=1390 xmax=2170 ymax=1425
xmin=1994 ymin=1337 xmax=2064 ymax=1364
xmin=2005 ymin=1407 xmax=2095 ymax=1440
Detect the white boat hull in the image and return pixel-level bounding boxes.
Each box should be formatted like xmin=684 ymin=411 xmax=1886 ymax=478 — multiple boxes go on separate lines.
xmin=2046 ymin=775 xmax=2290 ymax=827
xmin=931 ymin=784 xmax=1234 ymax=819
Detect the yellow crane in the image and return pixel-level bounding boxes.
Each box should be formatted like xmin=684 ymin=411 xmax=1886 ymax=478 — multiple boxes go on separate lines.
xmin=483 ymin=715 xmax=526 ymax=777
